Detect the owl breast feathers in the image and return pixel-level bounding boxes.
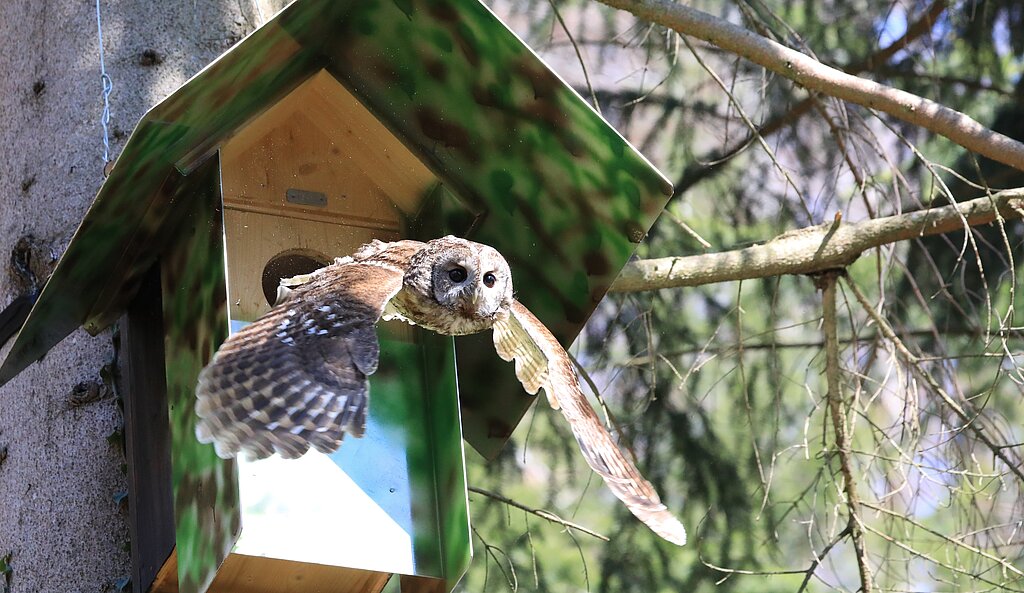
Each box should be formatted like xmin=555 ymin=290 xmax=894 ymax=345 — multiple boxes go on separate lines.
xmin=195 ymin=236 xmax=687 ymax=545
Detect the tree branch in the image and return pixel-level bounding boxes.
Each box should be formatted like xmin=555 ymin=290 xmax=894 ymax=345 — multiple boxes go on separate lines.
xmin=611 ymin=188 xmax=1024 ymax=292
xmin=623 ymin=327 xmax=1024 ymax=365
xmin=468 ymin=486 xmax=610 ymax=542
xmin=819 ymin=273 xmax=874 ymax=592
xmin=849 ymin=1 xmax=947 ymax=72
xmin=674 ymin=0 xmax=948 ymax=197
xmin=594 ymin=0 xmax=1024 ymax=171
xmin=861 ymin=502 xmax=1024 ymax=578
xmin=796 ymin=525 xmax=852 ymax=593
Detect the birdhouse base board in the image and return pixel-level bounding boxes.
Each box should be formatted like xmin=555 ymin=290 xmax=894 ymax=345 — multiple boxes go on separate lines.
xmin=150 ymin=551 xmax=392 ymax=593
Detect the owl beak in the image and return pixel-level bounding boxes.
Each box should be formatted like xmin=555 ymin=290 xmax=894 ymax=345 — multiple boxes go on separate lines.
xmin=468 ymin=288 xmax=495 ymax=319
xmin=470 ymin=290 xmax=487 ymax=317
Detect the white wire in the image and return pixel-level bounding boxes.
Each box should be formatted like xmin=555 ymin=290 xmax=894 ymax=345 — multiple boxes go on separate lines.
xmin=95 ymin=0 xmax=113 ymax=164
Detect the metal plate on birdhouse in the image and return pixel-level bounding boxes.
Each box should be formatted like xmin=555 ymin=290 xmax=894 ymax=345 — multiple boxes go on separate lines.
xmin=285 ymin=188 xmax=328 ymax=208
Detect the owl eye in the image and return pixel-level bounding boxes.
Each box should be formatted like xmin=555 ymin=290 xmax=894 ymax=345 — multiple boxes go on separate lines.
xmin=483 ymin=272 xmax=497 ymax=288
xmin=448 ymin=267 xmax=468 ymax=283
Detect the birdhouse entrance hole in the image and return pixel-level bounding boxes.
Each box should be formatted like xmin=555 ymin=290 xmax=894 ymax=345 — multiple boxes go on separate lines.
xmin=260 ymin=250 xmax=328 ymax=306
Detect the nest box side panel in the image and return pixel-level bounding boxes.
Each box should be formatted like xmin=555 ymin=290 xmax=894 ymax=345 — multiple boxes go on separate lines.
xmin=159 ymin=157 xmax=240 ymax=593
xmin=421 ymin=332 xmax=472 ymax=590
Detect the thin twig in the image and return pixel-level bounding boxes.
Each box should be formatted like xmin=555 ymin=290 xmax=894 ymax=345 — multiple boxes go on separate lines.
xmin=700 ymin=560 xmax=806 ymax=577
xmin=844 ymin=278 xmax=1024 ymax=484
xmin=663 ymin=209 xmax=713 ymax=249
xmin=623 ymin=328 xmax=1024 ymax=364
xmin=471 ymin=525 xmax=518 ymax=590
xmin=680 ymin=34 xmax=811 ymax=218
xmin=860 ymin=521 xmax=1024 ymax=591
xmin=699 ymin=525 xmax=853 ymax=589
xmin=468 ymin=486 xmax=611 ymax=541
xmin=862 ymin=502 xmax=1024 ymax=578
xmin=796 ymin=525 xmax=852 ymax=593
xmin=568 ymin=351 xmax=621 ymax=431
xmin=549 ymin=0 xmax=601 ymax=115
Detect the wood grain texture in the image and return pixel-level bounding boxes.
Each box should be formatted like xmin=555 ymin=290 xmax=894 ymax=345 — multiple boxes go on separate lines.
xmin=398 ymin=575 xmax=447 ymax=593
xmin=120 ymin=265 xmax=176 ymax=593
xmin=151 ymin=551 xmax=392 ymax=593
xmin=218 ymin=69 xmax=434 ymax=323
xmin=222 ymin=209 xmax=401 ymax=322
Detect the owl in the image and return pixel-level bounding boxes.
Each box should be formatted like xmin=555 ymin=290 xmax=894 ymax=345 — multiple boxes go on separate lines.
xmin=195 ymin=236 xmax=686 ymax=545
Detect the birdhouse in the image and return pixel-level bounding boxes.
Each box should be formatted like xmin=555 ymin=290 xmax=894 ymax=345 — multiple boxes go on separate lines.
xmin=0 ymin=0 xmax=673 ymax=592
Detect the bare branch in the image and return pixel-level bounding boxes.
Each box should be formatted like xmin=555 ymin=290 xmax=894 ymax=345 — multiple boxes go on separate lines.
xmin=859 ymin=521 xmax=1024 ymax=591
xmin=674 ymin=0 xmax=948 ymax=196
xmin=699 ymin=526 xmax=855 ymax=588
xmin=796 ymin=525 xmax=852 ymax=593
xmin=844 ymin=278 xmax=1024 ymax=484
xmin=819 ymin=273 xmax=874 ymax=592
xmin=594 ymin=0 xmax=1024 ymax=171
xmin=862 ymin=502 xmax=1024 ymax=578
xmin=468 ymin=486 xmax=611 ymax=542
xmin=849 ymin=1 xmax=947 ymax=72
xmin=549 ymin=0 xmax=601 ymax=115
xmin=611 ymin=188 xmax=1024 ymax=292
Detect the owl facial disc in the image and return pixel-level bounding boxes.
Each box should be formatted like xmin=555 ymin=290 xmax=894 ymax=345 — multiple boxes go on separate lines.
xmin=398 ymin=236 xmax=513 ymax=335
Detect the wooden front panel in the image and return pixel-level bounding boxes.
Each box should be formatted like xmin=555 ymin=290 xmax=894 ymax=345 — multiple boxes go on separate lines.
xmin=219 ymin=69 xmax=438 ymax=322
xmin=221 ymin=210 xmax=400 ymax=322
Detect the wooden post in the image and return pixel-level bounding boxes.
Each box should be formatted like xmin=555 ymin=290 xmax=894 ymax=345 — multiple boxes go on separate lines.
xmin=120 ymin=265 xmax=176 ymax=592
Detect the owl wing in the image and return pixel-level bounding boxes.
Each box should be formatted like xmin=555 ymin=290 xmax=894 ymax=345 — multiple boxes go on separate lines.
xmin=492 ymin=300 xmax=687 ymax=545
xmin=195 ymin=241 xmax=422 ymax=460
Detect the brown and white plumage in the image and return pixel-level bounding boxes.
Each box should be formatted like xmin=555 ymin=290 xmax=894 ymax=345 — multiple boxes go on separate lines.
xmin=195 ymin=240 xmax=422 ymax=459
xmin=493 ymin=301 xmax=686 ymax=545
xmin=195 ymin=236 xmax=686 ymax=545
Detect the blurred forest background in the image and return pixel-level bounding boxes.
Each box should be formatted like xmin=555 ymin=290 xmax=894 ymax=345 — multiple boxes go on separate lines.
xmin=461 ymin=1 xmax=1024 ymax=592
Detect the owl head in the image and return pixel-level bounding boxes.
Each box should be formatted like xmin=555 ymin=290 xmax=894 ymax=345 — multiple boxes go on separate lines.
xmin=404 ymin=236 xmax=513 ymax=334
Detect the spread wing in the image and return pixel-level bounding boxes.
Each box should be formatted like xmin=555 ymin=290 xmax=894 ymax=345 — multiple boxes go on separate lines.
xmin=195 ymin=241 xmax=422 ymax=460
xmin=493 ymin=300 xmax=687 ymax=545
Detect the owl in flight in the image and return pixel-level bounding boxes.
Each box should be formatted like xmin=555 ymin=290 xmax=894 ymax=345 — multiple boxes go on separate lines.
xmin=195 ymin=236 xmax=686 ymax=545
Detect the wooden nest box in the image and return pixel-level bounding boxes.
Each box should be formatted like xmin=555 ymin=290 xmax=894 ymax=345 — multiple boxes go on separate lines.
xmin=0 ymin=0 xmax=673 ymax=592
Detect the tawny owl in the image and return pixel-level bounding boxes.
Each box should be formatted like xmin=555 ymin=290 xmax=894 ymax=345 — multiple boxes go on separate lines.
xmin=195 ymin=236 xmax=686 ymax=545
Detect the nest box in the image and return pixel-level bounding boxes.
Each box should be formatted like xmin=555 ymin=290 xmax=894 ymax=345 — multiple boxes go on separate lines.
xmin=0 ymin=0 xmax=673 ymax=592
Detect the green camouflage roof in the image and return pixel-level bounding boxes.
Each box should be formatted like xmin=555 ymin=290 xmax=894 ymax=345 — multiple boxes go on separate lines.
xmin=0 ymin=0 xmax=672 ymax=456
